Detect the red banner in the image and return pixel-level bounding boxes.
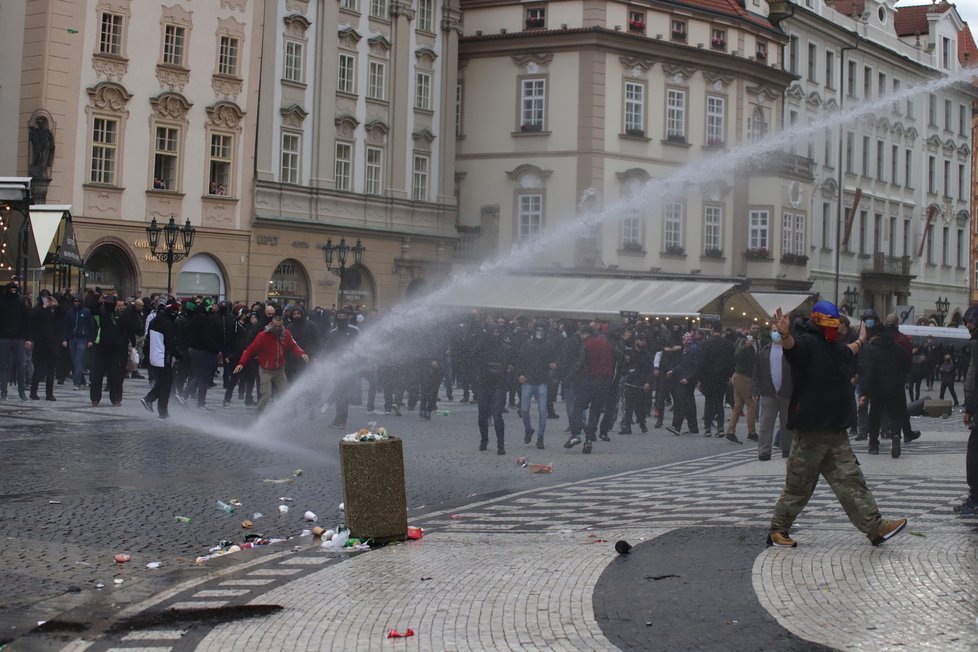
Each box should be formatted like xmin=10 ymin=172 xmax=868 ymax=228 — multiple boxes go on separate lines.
xmin=915 ymin=205 xmax=939 ymax=259
xmin=840 ymin=188 xmax=862 ymax=251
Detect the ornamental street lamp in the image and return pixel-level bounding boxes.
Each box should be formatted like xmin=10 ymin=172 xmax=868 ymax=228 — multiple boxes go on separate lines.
xmin=935 ymin=296 xmax=950 ymax=326
xmin=323 ymin=237 xmax=365 ymax=303
xmin=146 ymin=215 xmax=195 ymax=295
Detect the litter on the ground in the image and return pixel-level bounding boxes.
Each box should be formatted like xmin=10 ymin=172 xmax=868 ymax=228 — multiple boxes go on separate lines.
xmin=529 ymin=463 xmax=552 ymax=473
xmin=387 ymin=628 xmax=415 ymax=638
xmin=279 ymin=497 xmax=294 ymax=502
xmin=278 ymin=505 xmax=290 ymax=514
xmin=241 ymin=520 xmax=254 ymax=529
xmin=516 ymin=456 xmax=528 ymax=467
xmin=114 ymin=553 xmax=131 ymax=563
xmin=407 ymin=526 xmax=423 ymax=539
xmin=303 ymin=511 xmax=317 ymax=522
xmin=293 ymin=469 xmax=303 ymax=477
xmin=48 ymin=500 xmax=61 ymax=504
xmin=263 ymin=478 xmax=293 ymax=484
xmin=114 ymin=579 xmax=124 ymax=585
xmin=146 ymin=562 xmax=162 ymax=569
xmin=615 ymin=540 xmax=632 ymax=554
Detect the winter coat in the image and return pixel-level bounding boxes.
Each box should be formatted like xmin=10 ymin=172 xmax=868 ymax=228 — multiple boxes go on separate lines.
xmin=238 ymin=326 xmax=306 ymax=371
xmin=751 ymin=343 xmax=793 ymax=399
xmin=517 ymin=336 xmax=557 ymax=385
xmin=783 ymin=317 xmax=856 ymax=431
xmin=64 ymin=304 xmax=95 ymax=342
xmin=148 ymin=313 xmax=181 ymax=368
xmin=0 ymin=289 xmax=29 ymax=340
xmin=858 ymin=328 xmax=912 ymax=396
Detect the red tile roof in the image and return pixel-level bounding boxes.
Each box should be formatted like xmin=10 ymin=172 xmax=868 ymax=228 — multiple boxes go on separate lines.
xmin=961 ymin=22 xmax=978 ymax=67
xmin=894 ymin=2 xmax=952 ymax=37
xmin=825 ymin=0 xmax=866 ymax=19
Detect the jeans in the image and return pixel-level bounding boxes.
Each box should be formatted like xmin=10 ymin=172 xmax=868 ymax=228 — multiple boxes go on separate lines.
xmin=0 ymin=338 xmax=26 ymax=397
xmin=68 ymin=339 xmax=88 ymax=386
xmin=520 ymin=382 xmax=548 ymax=439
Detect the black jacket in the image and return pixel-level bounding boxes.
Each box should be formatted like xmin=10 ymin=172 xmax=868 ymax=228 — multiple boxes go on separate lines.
xmin=783 ymin=318 xmax=855 ymax=431
xmin=29 ymin=304 xmax=65 ymax=350
xmin=858 ymin=328 xmax=911 ymax=396
xmin=0 ymin=289 xmax=29 ymax=340
xmin=188 ymin=310 xmax=220 ymax=352
xmin=698 ymin=334 xmax=734 ymax=386
xmin=517 ymin=336 xmax=556 ymax=385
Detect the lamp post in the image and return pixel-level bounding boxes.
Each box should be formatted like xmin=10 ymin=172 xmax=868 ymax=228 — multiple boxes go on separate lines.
xmin=323 ymin=237 xmax=365 ymax=304
xmin=0 ymin=178 xmax=32 ymax=288
xmin=935 ymin=296 xmax=950 ymax=326
xmin=842 ymin=285 xmax=859 ymax=315
xmin=146 ymin=215 xmax=196 ymax=295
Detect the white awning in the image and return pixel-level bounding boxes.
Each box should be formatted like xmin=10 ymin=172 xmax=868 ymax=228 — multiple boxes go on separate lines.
xmin=435 ymin=275 xmax=744 ymax=318
xmin=29 ymin=204 xmax=72 ymax=266
xmin=749 ymin=292 xmax=812 ymax=318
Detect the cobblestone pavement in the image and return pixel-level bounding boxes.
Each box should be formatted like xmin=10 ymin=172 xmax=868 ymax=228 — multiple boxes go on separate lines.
xmin=35 ymin=421 xmax=978 ymax=651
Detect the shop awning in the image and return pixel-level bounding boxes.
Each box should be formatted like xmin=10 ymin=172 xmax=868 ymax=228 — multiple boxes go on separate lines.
xmin=29 ymin=205 xmax=81 ymax=267
xmin=436 ymin=275 xmax=751 ymax=318
xmin=748 ymin=292 xmax=812 ymax=318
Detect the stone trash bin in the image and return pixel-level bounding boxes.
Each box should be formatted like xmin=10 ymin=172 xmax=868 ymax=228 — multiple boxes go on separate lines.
xmin=339 ymin=436 xmax=408 ymax=544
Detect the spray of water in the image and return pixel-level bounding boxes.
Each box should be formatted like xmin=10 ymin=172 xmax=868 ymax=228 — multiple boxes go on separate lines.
xmin=187 ymin=65 xmax=978 ymax=449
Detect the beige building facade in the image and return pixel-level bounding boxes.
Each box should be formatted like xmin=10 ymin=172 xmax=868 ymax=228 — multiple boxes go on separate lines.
xmin=8 ymin=0 xmax=262 ymax=300
xmin=455 ymin=0 xmax=814 ymax=297
xmin=250 ymin=0 xmax=462 ymax=310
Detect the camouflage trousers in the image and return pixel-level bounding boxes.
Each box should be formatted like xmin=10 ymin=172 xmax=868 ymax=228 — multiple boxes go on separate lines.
xmin=769 ymin=428 xmax=883 ymax=541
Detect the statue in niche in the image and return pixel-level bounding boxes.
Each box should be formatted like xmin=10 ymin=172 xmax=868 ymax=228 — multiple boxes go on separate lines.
xmin=29 ymin=117 xmax=55 ymax=179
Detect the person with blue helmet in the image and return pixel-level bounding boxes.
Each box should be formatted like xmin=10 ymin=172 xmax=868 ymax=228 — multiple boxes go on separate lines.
xmin=767 ymin=300 xmax=907 ymax=548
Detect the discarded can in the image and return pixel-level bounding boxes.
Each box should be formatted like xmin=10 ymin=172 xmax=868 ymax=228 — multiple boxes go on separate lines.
xmin=215 ymin=501 xmax=235 ymax=513
xmin=303 ymin=511 xmax=318 ymax=522
xmin=114 ymin=553 xmax=131 ymax=563
xmin=278 ymin=505 xmax=290 ymax=514
xmin=241 ymin=520 xmax=254 ymax=529
xmin=175 ymin=516 xmax=192 ymax=523
xmin=407 ymin=526 xmax=423 ymax=540
xmin=338 ymin=502 xmax=345 ymax=511
xmin=311 ymin=526 xmax=325 ymax=538
xmin=229 ymin=498 xmax=242 ymax=507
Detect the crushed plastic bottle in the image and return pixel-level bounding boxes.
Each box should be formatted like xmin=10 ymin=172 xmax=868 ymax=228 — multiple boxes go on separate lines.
xmin=215 ymin=501 xmax=235 ymax=513
xmin=175 ymin=516 xmax=192 ymax=523
xmin=303 ymin=511 xmax=318 ymax=522
xmin=278 ymin=504 xmax=290 ymax=514
xmin=436 ymin=410 xmax=450 ymax=416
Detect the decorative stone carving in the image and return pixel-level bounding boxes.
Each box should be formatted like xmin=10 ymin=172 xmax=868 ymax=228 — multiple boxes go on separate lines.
xmin=702 ymin=71 xmax=733 ymax=88
xmin=746 ymin=84 xmax=780 ymax=102
xmin=412 ymin=128 xmax=435 ymax=151
xmin=365 ymin=119 xmax=389 ymax=145
xmin=441 ymin=6 xmax=463 ymax=33
xmin=784 ymin=84 xmax=804 ymax=103
xmin=87 ymin=81 xmax=133 ymax=113
xmin=156 ymin=64 xmax=190 ymax=92
xmin=505 ymin=163 xmax=552 ymax=183
xmin=96 ymin=0 xmax=130 ymax=16
xmin=615 ymin=168 xmax=650 ymax=182
xmin=415 ymin=47 xmax=437 ymax=68
xmin=905 ymin=127 xmax=918 ymax=141
xmin=390 ymin=2 xmax=416 ymax=20
xmin=150 ymin=91 xmax=192 ymax=120
xmin=162 ymin=4 xmax=193 ymax=28
xmin=662 ymin=64 xmax=695 ymax=83
xmin=823 ymin=98 xmax=839 ymax=112
xmin=217 ymin=16 xmax=246 ymax=38
xmin=206 ymin=101 xmax=245 ymax=131
xmin=335 ymin=114 xmax=359 ymax=138
xmin=804 ymin=91 xmax=822 ymax=108
xmin=284 ymin=14 xmax=311 ymax=38
xmin=338 ymin=26 xmax=362 ymax=50
xmin=92 ymin=54 xmax=129 ymax=82
xmin=212 ymin=75 xmax=243 ymax=99
xmin=368 ymin=33 xmax=391 ymax=56
xmin=926 ymin=134 xmax=942 ymax=150
xmin=511 ymin=53 xmax=553 ymax=68
xmin=281 ymin=104 xmax=309 ymax=129
xmin=220 ymin=0 xmax=247 ymax=11
xmin=285 ymin=0 xmax=309 ymax=13
xmin=618 ymin=56 xmax=652 ymax=74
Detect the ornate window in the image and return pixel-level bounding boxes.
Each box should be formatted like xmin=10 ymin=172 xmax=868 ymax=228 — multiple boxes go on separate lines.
xmin=338 ymin=54 xmax=356 ymax=94
xmin=706 ymin=96 xmax=725 ymax=147
xmin=86 ymin=82 xmax=132 ymax=187
xmin=91 ymin=117 xmax=120 ymax=185
xmin=149 ymin=94 xmax=190 ymax=192
xmin=205 ymin=101 xmax=244 ymax=197
xmin=704 ymin=205 xmax=723 ymax=254
xmin=367 ymin=60 xmax=386 ymax=100
xmin=417 ymin=0 xmax=434 ymax=32
xmin=335 ymin=142 xmax=353 ymax=191
xmin=365 ymin=147 xmax=384 ymax=195
xmin=748 ymin=209 xmax=770 ymax=251
xmin=162 ymin=24 xmax=187 ymax=66
xmin=99 ymin=11 xmax=125 ymax=55
xmin=218 ymin=36 xmax=239 ymax=76
xmin=665 ymin=89 xmax=686 ymax=143
xmin=520 ymin=78 xmax=546 ymax=131
xmin=517 ymin=194 xmax=543 ymax=240
xmin=281 ymin=132 xmax=301 ymax=184
xmin=370 ymin=0 xmax=388 ymax=19
xmin=284 ymin=40 xmax=305 ymax=83
xmin=663 ymin=202 xmax=684 ymax=251
xmin=415 ymin=72 xmax=432 ymax=110
xmin=412 ymin=154 xmax=429 ymax=201
xmin=623 ymin=81 xmax=645 ymax=135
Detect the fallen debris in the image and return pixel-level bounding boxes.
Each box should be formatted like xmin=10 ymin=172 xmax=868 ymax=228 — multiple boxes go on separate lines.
xmin=387 ymin=628 xmax=415 ymax=638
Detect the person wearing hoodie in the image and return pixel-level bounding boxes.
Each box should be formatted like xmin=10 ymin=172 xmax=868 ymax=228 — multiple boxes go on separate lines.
xmin=0 ymin=282 xmax=30 ymax=400
xmin=90 ymin=296 xmax=134 ymax=407
xmin=233 ymin=313 xmax=308 ymax=413
xmin=29 ymin=293 xmax=65 ymax=400
xmin=665 ymin=331 xmax=700 ymax=436
xmin=63 ymin=293 xmax=95 ymax=389
xmin=141 ymin=301 xmax=182 ymax=419
xmin=858 ymin=316 xmax=919 ymax=457
xmin=285 ymin=306 xmax=319 ymax=382
xmin=223 ymin=307 xmax=255 ymax=407
xmin=766 ymin=301 xmax=907 ymax=549
xmin=184 ymin=299 xmax=221 ymax=411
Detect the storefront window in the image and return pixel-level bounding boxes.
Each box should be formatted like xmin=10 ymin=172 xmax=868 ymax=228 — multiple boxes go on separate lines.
xmin=339 ymin=263 xmax=374 ymax=309
xmin=268 ymin=259 xmax=309 ymax=306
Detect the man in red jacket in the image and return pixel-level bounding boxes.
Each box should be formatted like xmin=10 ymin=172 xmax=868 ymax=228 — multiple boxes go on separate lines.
xmin=233 ymin=314 xmax=308 ymax=412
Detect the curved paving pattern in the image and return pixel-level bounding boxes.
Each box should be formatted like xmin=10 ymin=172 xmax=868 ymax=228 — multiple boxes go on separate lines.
xmin=52 ymin=430 xmax=978 ymax=650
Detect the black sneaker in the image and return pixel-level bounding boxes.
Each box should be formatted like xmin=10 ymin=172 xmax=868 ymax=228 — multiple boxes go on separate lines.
xmin=618 ymin=427 xmax=632 ymax=435
xmin=478 ymin=441 xmax=488 ymax=452
xmin=725 ymin=432 xmax=743 ymax=444
xmin=891 ymin=435 xmax=901 ymax=458
xmin=654 ymin=419 xmax=663 ymax=429
xmin=536 ymin=438 xmax=545 ymax=450
xmin=393 ymin=405 xmax=402 ymax=417
xmin=666 ymin=425 xmax=681 ymax=436
xmin=638 ymin=422 xmax=648 ymax=434
xmin=599 ymin=433 xmax=610 ymax=442
xmin=904 ymin=430 xmax=921 ymax=443
xmin=563 ymin=436 xmax=582 ymax=449
xmin=747 ymin=432 xmax=759 ymax=442
xmin=139 ymin=397 xmax=154 ymax=413
xmin=582 ymin=440 xmax=592 ymax=454
xmin=497 ymin=446 xmax=506 ymax=456
xmin=175 ymin=393 xmax=187 ymax=406
xmin=868 ymin=446 xmax=879 ymax=454
xmin=524 ymin=429 xmax=534 ymax=444
xmin=703 ymin=427 xmax=712 ymax=437
xmin=547 ymin=411 xmax=560 ymax=419
xmin=954 ymin=497 xmax=978 ymax=516
xmin=854 ymin=434 xmax=868 ymax=441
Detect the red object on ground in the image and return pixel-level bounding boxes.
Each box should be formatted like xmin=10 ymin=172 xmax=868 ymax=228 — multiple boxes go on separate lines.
xmin=114 ymin=553 xmax=131 ymax=563
xmin=387 ymin=628 xmax=415 ymax=638
xmin=406 ymin=526 xmax=423 ymax=539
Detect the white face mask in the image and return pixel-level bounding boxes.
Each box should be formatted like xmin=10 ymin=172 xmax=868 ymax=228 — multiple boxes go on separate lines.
xmin=535 ymin=331 xmax=544 ymax=339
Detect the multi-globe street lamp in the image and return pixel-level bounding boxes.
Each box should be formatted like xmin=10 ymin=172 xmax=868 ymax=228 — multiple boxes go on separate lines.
xmin=323 ymin=237 xmax=365 ymax=303
xmin=146 ymin=215 xmax=196 ymax=295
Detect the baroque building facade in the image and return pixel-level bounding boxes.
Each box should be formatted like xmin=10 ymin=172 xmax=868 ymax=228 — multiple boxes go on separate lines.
xmin=454 ymin=0 xmax=816 ymax=305
xmin=772 ymin=0 xmax=978 ymax=324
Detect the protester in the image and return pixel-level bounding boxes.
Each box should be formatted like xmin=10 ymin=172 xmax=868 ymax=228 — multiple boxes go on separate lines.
xmin=233 ymin=313 xmax=308 ymax=413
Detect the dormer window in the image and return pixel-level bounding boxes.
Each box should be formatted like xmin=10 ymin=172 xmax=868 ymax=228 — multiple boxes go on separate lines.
xmin=671 ymin=19 xmax=687 ymax=43
xmin=526 ymin=7 xmax=545 ymax=30
xmin=628 ymin=10 xmax=646 ymax=33
xmin=711 ymin=27 xmax=727 ymax=50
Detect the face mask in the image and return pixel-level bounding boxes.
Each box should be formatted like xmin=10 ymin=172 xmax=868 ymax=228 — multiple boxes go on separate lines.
xmin=535 ymin=332 xmax=544 ymax=339
xmin=822 ymin=326 xmax=839 ymax=343
xmin=864 ymin=319 xmax=876 ymax=329
xmin=770 ymin=331 xmax=781 ymax=343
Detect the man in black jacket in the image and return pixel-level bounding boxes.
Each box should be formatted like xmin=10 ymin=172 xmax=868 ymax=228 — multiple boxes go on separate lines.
xmin=184 ymin=300 xmax=221 ymax=411
xmin=90 ymin=296 xmax=133 ymax=407
xmin=29 ymin=293 xmax=64 ymax=400
xmin=698 ymin=325 xmax=734 ymax=437
xmin=0 ymin=282 xmax=30 ymax=400
xmin=618 ymin=330 xmax=653 ymax=434
xmin=142 ymin=301 xmax=182 ymax=419
xmin=767 ymin=301 xmax=907 ymax=548
xmin=516 ymin=321 xmax=557 ymax=448
xmin=858 ymin=319 xmax=919 ymax=457
xmin=475 ymin=323 xmax=514 ymax=455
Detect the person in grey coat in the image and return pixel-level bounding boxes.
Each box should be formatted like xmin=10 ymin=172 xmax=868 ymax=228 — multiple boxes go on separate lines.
xmin=751 ymin=325 xmax=795 ymax=460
